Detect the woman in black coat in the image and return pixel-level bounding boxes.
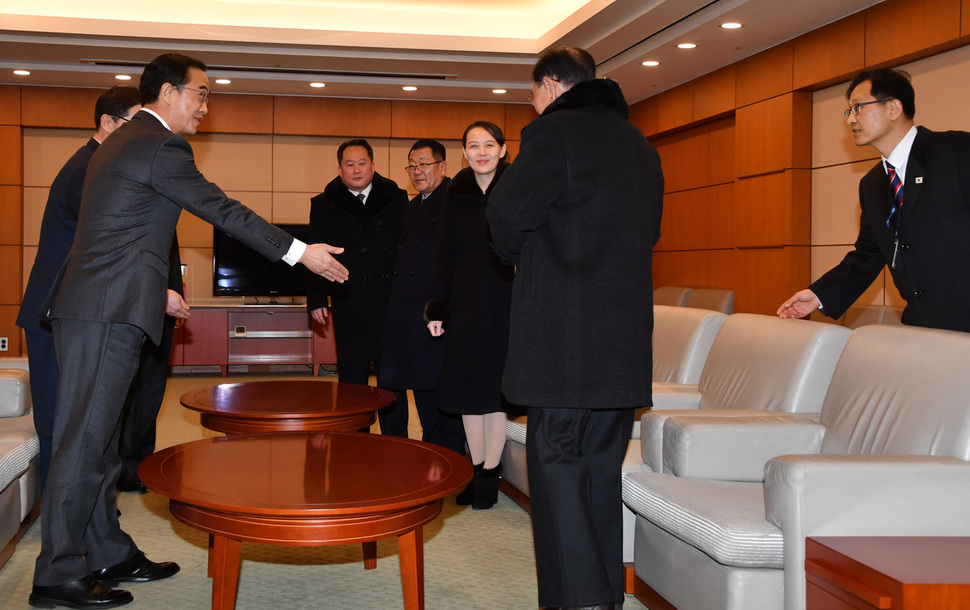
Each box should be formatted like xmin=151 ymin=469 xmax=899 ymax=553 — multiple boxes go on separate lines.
xmin=425 ymin=121 xmax=514 ymax=510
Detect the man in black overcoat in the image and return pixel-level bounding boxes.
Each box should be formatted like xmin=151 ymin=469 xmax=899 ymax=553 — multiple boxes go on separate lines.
xmin=378 ymin=139 xmax=465 ymax=452
xmin=306 ymin=139 xmax=408 ymax=388
xmin=779 ymin=68 xmax=970 ymax=332
xmin=488 ymin=47 xmax=663 ymax=609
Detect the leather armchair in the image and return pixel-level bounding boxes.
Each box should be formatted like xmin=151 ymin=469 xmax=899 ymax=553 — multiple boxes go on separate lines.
xmin=623 ymin=324 xmax=970 ymax=610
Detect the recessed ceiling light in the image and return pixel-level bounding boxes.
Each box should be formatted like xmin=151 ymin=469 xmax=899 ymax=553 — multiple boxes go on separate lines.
xmin=677 ymin=43 xmax=697 ymax=49
xmin=115 ymin=74 xmax=131 ymax=81
xmin=13 ymin=70 xmax=30 ymax=76
xmin=720 ymin=22 xmax=743 ymax=29
xmin=215 ymin=79 xmax=231 ymax=85
xmin=642 ymin=61 xmax=661 ymax=67
xmin=492 ymin=89 xmax=507 ymax=94
xmin=402 ymin=86 xmax=418 ymax=91
xmin=309 ymin=82 xmax=326 ymax=88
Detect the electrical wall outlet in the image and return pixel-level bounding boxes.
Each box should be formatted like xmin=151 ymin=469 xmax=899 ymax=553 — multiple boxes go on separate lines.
xmin=0 ymin=337 xmax=7 ymax=351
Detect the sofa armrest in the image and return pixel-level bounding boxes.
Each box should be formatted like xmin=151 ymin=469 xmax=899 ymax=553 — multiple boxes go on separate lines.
xmin=650 ymin=384 xmax=702 ymax=411
xmin=763 ymin=454 xmax=970 ymax=610
xmin=662 ymin=414 xmax=825 ymax=481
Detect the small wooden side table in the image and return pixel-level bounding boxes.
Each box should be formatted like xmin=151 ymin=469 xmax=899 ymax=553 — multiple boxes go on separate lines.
xmin=805 ymin=536 xmax=970 ymax=609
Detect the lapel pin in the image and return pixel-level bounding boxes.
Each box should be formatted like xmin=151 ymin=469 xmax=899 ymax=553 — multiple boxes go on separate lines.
xmin=915 ymin=177 xmax=923 ymax=184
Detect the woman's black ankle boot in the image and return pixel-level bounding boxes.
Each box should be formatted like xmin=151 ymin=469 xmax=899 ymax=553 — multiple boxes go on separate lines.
xmin=472 ymin=463 xmax=502 ymax=510
xmin=456 ymin=462 xmax=483 ymax=505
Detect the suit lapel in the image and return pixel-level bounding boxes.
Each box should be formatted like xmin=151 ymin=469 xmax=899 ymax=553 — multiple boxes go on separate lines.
xmin=900 ymin=128 xmax=929 ymax=226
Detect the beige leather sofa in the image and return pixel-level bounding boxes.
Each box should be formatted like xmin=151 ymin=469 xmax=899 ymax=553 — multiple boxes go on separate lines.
xmin=623 ymin=324 xmax=970 ymax=610
xmin=0 ymin=359 xmax=40 ymax=569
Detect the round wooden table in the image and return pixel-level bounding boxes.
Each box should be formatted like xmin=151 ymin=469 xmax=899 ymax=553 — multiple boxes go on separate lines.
xmin=180 ymin=380 xmax=394 ymax=434
xmin=140 ymin=431 xmax=472 ymax=610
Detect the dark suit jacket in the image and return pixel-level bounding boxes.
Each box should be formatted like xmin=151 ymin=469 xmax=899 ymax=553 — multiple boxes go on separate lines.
xmin=49 ymin=110 xmax=292 ymax=344
xmin=378 ymin=178 xmax=449 ymax=390
xmin=306 ymin=172 xmax=407 ymax=365
xmin=811 ymin=126 xmax=970 ymax=332
xmin=17 ymin=138 xmax=99 ymax=335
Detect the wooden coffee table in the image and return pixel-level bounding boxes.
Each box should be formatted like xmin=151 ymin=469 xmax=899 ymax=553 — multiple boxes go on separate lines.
xmin=180 ymin=380 xmax=394 ymax=434
xmin=140 ymin=431 xmax=472 ymax=610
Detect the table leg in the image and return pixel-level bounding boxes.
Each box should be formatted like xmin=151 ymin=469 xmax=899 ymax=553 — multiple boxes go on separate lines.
xmin=362 ymin=541 xmax=377 ymax=569
xmin=398 ymin=526 xmax=425 ymax=610
xmin=210 ymin=535 xmax=242 ymax=610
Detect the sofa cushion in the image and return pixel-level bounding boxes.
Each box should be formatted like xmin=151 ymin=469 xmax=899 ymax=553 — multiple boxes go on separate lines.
xmin=506 ymin=415 xmax=527 ymax=446
xmin=0 ymin=439 xmax=35 ymax=493
xmin=623 ymin=471 xmax=783 ymax=569
xmin=0 ymin=369 xmax=31 ymax=418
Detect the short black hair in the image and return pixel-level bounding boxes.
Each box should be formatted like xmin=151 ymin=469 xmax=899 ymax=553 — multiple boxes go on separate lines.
xmin=140 ymin=53 xmax=207 ymax=105
xmin=462 ymin=121 xmax=510 ymax=162
xmin=532 ymin=46 xmax=596 ymax=88
xmin=94 ymin=86 xmax=141 ymax=129
xmin=337 ymin=138 xmax=374 ymax=163
xmin=847 ymin=68 xmax=915 ymax=120
xmin=409 ymin=139 xmax=446 ymax=161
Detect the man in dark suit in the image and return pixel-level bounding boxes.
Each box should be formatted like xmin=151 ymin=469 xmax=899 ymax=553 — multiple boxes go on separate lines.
xmin=29 ymin=53 xmax=348 ymax=609
xmin=17 ymin=86 xmax=145 ymax=491
xmin=306 ymin=139 xmax=407 ymax=391
xmin=115 ymin=236 xmax=185 ymax=494
xmin=778 ymin=68 xmax=970 ymax=333
xmin=488 ymin=47 xmax=663 ymax=610
xmin=377 ymin=139 xmax=465 ymax=453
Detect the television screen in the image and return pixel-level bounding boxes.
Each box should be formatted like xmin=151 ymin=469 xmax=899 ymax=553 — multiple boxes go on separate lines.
xmin=212 ymin=224 xmax=308 ymax=297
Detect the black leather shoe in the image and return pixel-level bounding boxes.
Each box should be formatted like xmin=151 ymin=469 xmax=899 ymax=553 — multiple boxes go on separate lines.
xmin=29 ymin=574 xmax=132 ymax=608
xmin=115 ymin=475 xmax=147 ymax=494
xmin=93 ymin=552 xmax=180 ymax=586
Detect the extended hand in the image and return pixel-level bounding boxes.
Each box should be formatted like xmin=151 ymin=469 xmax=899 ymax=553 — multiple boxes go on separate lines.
xmin=777 ymin=289 xmax=820 ymax=319
xmin=301 ymin=244 xmax=349 ymax=283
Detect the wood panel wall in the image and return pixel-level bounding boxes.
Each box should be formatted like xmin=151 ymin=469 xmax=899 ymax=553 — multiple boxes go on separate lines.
xmin=631 ymin=0 xmax=970 ymax=316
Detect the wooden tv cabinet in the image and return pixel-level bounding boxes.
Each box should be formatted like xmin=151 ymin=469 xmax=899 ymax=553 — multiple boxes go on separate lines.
xmin=169 ymin=303 xmax=337 ymax=376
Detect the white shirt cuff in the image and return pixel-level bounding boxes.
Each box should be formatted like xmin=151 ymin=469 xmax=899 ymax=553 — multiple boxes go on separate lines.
xmin=281 ymin=238 xmax=306 ymax=266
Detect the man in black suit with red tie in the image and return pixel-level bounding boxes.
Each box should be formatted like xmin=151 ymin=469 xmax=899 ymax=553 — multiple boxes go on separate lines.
xmin=29 ymin=53 xmax=348 ymax=609
xmin=779 ymin=68 xmax=970 ymax=333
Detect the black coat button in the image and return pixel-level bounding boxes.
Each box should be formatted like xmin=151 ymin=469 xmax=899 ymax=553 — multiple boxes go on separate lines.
xmin=913 ymin=290 xmax=923 ymax=297
xmin=900 ymin=243 xmax=910 ymax=250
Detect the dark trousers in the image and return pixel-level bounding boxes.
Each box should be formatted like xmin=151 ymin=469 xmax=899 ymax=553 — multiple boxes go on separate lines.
xmin=382 ymin=389 xmax=466 ymax=455
xmin=34 ymin=319 xmax=143 ymax=586
xmin=118 ymin=318 xmax=175 ymax=479
xmin=337 ymin=360 xmax=375 ymax=385
xmin=526 ymin=407 xmax=634 ymax=608
xmin=23 ymin=329 xmax=56 ymax=490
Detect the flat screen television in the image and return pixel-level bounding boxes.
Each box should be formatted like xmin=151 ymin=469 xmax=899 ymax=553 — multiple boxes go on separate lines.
xmin=212 ymin=223 xmax=308 ymax=299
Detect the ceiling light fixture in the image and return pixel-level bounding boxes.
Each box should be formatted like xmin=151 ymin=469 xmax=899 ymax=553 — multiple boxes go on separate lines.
xmin=13 ymin=69 xmax=30 ymax=76
xmin=492 ymin=89 xmax=507 ymax=94
xmin=720 ymin=22 xmax=743 ymax=29
xmin=115 ymin=74 xmax=131 ymax=81
xmin=677 ymin=43 xmax=697 ymax=49
xmin=642 ymin=61 xmax=660 ymax=67
xmin=215 ymin=79 xmax=232 ymax=85
xmin=402 ymin=86 xmax=418 ymax=91
xmin=309 ymin=82 xmax=325 ymax=88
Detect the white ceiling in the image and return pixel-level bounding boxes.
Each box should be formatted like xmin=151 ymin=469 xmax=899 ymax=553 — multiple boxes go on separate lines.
xmin=0 ymin=0 xmax=884 ymax=105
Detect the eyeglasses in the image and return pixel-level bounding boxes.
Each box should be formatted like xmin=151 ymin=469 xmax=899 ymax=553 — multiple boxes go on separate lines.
xmin=180 ymin=85 xmax=210 ymax=104
xmin=404 ymin=160 xmax=443 ymax=172
xmin=843 ymin=100 xmax=884 ymax=119
xmin=110 ymin=114 xmax=130 ymax=123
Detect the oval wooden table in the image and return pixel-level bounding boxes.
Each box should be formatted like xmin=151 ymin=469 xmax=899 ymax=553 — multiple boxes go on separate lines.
xmin=139 ymin=431 xmax=472 ymax=610
xmin=180 ymin=380 xmax=395 ymax=434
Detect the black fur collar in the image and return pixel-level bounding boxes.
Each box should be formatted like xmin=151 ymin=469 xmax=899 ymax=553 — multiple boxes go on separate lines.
xmin=542 ymin=78 xmax=629 ymax=119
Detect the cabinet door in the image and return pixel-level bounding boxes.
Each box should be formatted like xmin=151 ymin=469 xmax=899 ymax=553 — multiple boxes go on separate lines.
xmin=182 ymin=309 xmax=228 ymax=368
xmin=169 ymin=325 xmax=184 ymax=365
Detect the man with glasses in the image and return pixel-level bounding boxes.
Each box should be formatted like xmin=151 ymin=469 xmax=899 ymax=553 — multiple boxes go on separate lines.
xmin=378 ymin=139 xmax=465 ymax=453
xmin=778 ymin=68 xmax=970 ymax=332
xmin=306 ymin=139 xmax=407 ymax=393
xmin=29 ymin=53 xmax=348 ymax=609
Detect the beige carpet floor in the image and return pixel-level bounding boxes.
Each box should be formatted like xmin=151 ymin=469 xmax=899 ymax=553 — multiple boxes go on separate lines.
xmin=0 ymin=368 xmax=648 ymax=609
